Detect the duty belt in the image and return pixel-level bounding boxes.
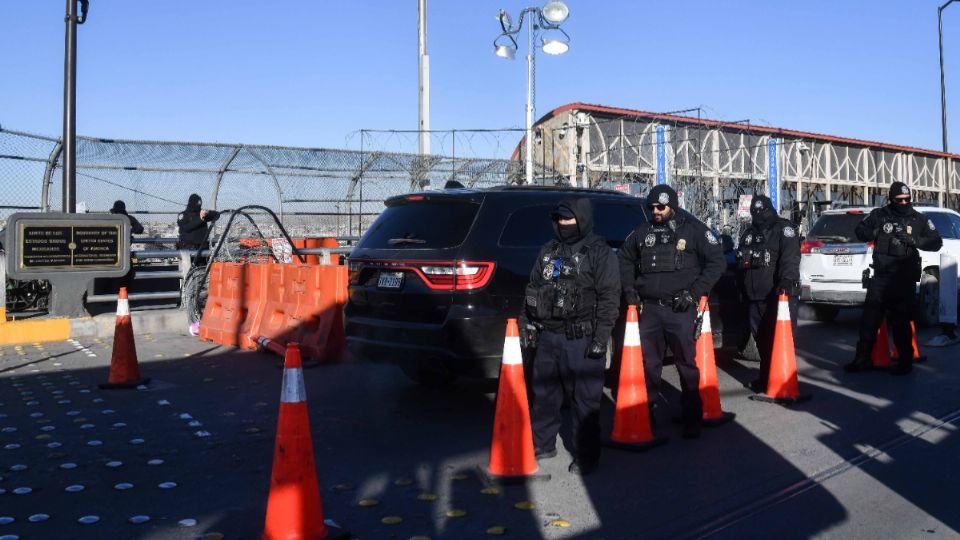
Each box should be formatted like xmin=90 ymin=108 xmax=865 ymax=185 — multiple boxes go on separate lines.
xmin=642 ymin=298 xmax=673 ymax=307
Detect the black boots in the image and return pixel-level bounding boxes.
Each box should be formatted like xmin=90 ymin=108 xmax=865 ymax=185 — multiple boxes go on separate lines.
xmin=844 ymin=342 xmax=873 ymax=373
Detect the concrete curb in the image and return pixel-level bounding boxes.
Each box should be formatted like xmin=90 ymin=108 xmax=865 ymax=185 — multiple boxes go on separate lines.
xmin=2 ymin=308 xmax=189 ymax=345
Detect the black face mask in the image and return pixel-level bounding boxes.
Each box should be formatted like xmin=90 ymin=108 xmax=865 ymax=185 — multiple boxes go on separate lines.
xmin=751 ymin=208 xmax=775 ymax=227
xmin=890 ymin=201 xmax=912 ymax=216
xmin=557 ymin=223 xmax=579 ymax=243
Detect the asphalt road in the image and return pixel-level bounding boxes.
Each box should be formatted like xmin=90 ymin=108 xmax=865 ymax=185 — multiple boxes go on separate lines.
xmin=1 ymin=309 xmax=959 ymax=539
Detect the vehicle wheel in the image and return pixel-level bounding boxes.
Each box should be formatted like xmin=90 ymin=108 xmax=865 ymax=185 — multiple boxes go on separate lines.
xmin=400 ymin=365 xmax=457 ymax=387
xmin=917 ymin=272 xmax=940 ymax=327
xmin=812 ymin=305 xmax=840 ymax=323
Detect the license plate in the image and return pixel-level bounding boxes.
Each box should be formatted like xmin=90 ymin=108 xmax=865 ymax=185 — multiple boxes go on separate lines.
xmin=377 ymin=271 xmax=404 ymax=289
xmin=833 ymin=254 xmax=853 ymax=266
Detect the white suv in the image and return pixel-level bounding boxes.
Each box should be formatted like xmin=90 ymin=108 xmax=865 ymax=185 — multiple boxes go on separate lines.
xmin=799 ymin=205 xmax=960 ymax=323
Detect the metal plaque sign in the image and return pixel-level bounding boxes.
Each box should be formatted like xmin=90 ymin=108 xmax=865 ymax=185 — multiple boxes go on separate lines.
xmin=6 ymin=213 xmax=131 ymax=279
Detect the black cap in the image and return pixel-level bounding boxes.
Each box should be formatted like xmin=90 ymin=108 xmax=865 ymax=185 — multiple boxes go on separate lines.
xmin=647 ymin=184 xmax=679 ymax=211
xmin=889 ymin=181 xmax=911 ymax=200
xmin=750 ymin=195 xmax=773 ymax=215
xmin=551 ymin=205 xmax=576 ymax=219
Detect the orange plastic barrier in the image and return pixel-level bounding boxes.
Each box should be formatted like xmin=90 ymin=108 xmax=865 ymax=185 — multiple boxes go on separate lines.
xmin=199 ymin=249 xmax=348 ymax=363
xmin=199 ymin=263 xmax=250 ymax=347
xmin=297 ymin=265 xmax=347 ymax=363
xmin=236 ymin=263 xmax=268 ymax=349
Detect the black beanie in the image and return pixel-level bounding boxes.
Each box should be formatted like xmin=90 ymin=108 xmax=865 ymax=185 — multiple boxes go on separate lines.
xmin=889 ymin=181 xmax=910 ymax=201
xmin=109 ymin=200 xmax=126 ymax=214
xmin=647 ymin=184 xmax=679 ymax=211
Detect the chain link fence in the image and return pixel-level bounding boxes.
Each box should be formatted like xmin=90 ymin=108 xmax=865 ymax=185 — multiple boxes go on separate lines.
xmin=0 ymin=127 xmax=527 ymax=239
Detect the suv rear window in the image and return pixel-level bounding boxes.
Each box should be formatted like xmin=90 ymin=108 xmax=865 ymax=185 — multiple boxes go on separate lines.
xmin=357 ymin=200 xmax=480 ymax=249
xmin=497 ymin=200 xmax=648 ymax=248
xmin=808 ymin=213 xmax=866 ymax=243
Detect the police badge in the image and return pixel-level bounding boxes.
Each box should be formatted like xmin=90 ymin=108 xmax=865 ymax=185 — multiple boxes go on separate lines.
xmin=883 ymin=222 xmax=894 ymax=234
xmin=906 ymin=225 xmax=912 ymax=235
xmin=677 ymin=239 xmax=687 ymax=251
xmin=644 ymin=234 xmax=656 ymax=247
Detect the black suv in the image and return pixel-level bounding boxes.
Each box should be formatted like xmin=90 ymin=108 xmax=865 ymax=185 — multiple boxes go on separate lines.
xmin=345 ymin=185 xmax=742 ymax=384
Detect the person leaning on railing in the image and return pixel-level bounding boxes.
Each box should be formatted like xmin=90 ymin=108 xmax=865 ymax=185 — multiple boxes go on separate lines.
xmin=176 ymin=193 xmax=220 ymax=250
xmin=110 ymin=199 xmax=144 ymax=291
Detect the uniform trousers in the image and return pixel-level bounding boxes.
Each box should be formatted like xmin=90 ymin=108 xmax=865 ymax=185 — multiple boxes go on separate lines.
xmin=530 ymin=330 xmax=604 ymax=466
xmin=637 ymin=302 xmax=703 ymax=426
xmin=857 ymin=272 xmax=916 ymax=364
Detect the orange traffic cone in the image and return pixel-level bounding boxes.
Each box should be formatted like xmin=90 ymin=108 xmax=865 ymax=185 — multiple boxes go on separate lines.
xmin=749 ymin=294 xmax=812 ymax=404
xmin=694 ymin=297 xmax=735 ymax=427
xmin=99 ymin=288 xmax=150 ymax=389
xmin=605 ymin=305 xmax=667 ymax=451
xmin=871 ymin=320 xmax=892 ymax=369
xmin=263 ymin=343 xmax=347 ymax=540
xmin=485 ymin=319 xmax=549 ymax=483
xmin=891 ymin=321 xmax=927 ymax=363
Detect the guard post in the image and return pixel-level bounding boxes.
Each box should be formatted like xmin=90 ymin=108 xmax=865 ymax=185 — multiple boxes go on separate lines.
xmin=5 ymin=213 xmax=131 ymax=318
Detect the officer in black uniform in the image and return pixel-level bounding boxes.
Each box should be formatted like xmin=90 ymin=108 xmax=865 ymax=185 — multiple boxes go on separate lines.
xmin=846 ymin=181 xmax=942 ymax=375
xmin=618 ymin=184 xmax=725 ymax=439
xmin=176 ymin=193 xmax=220 ymax=250
xmin=519 ymin=198 xmax=620 ymax=475
xmin=735 ymin=195 xmax=801 ymax=391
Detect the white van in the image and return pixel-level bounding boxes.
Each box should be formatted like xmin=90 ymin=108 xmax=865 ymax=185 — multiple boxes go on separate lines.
xmin=799 ymin=205 xmax=960 ymax=324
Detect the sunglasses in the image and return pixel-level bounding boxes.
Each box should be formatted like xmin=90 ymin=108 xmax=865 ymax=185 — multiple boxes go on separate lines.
xmin=894 ymin=197 xmax=911 ymax=204
xmin=648 ymin=204 xmax=668 ymax=211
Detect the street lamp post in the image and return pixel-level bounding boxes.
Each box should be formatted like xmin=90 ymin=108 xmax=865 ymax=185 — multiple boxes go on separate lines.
xmin=940 ymin=0 xmax=958 ymax=153
xmin=493 ymin=1 xmax=570 ymax=185
xmin=62 ymin=0 xmax=89 ymax=213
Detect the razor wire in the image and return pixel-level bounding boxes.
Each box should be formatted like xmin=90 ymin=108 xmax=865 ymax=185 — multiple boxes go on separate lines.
xmin=0 ymin=127 xmax=523 ymax=238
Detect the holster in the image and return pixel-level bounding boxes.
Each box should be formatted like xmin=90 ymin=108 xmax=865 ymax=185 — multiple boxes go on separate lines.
xmin=861 ymin=267 xmax=872 ymax=290
xmin=564 ymin=320 xmax=593 ymax=340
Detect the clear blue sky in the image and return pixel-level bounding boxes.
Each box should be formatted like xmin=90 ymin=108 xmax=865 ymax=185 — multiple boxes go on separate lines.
xmin=1 ymin=1 xmax=956 ymax=158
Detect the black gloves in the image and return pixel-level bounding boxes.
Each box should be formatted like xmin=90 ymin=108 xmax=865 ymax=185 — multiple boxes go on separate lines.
xmin=520 ymin=323 xmax=539 ymax=349
xmin=586 ymin=340 xmax=607 ymax=359
xmin=778 ymin=280 xmax=799 ymax=296
xmin=895 ymin=232 xmax=916 ymax=247
xmin=672 ymin=290 xmax=695 ymax=312
xmin=625 ymin=291 xmax=639 ymax=306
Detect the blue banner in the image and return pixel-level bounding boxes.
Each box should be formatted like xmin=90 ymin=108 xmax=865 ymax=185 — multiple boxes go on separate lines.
xmin=767 ymin=138 xmax=779 ymax=211
xmin=656 ymin=125 xmax=666 ymax=185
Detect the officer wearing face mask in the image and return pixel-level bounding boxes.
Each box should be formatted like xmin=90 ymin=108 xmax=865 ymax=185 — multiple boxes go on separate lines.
xmin=846 ymin=182 xmax=942 ymax=375
xmin=176 ymin=193 xmax=220 ymax=250
xmin=519 ymin=198 xmax=620 ymax=476
xmin=618 ymin=184 xmax=725 ymax=439
xmin=735 ymin=195 xmax=801 ymax=391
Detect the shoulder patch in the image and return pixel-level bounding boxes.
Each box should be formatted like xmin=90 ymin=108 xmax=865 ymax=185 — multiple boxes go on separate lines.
xmin=705 ymin=231 xmax=718 ymax=245
xmin=928 ymin=219 xmax=936 ymax=231
xmin=783 ymin=226 xmax=796 ymax=238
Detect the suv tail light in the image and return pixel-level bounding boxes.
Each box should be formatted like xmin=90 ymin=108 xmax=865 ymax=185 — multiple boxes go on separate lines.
xmin=800 ymin=240 xmax=824 ymax=254
xmin=348 ymin=259 xmax=496 ymax=290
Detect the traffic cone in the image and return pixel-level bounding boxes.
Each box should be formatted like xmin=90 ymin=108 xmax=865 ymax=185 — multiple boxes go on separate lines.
xmin=605 ymin=305 xmax=667 ymax=451
xmin=694 ymin=297 xmax=735 ymax=427
xmin=99 ymin=288 xmax=150 ymax=389
xmin=484 ymin=319 xmax=549 ymax=483
xmin=749 ymin=294 xmax=812 ymax=404
xmin=871 ymin=320 xmax=892 ymax=369
xmin=891 ymin=321 xmax=927 ymax=363
xmin=263 ymin=343 xmax=347 ymax=540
